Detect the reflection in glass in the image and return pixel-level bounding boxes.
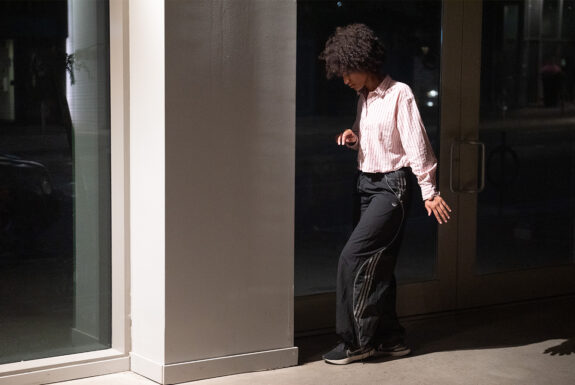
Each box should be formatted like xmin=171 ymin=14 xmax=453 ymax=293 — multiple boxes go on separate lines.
xmin=477 ymin=0 xmax=575 ymax=273
xmin=295 ymin=1 xmax=442 ymax=296
xmin=542 ymin=0 xmax=560 ymax=38
xmin=0 ymin=0 xmax=111 ymax=364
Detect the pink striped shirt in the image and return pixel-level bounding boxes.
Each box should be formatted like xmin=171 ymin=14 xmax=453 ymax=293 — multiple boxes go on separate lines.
xmin=347 ymin=75 xmax=438 ymax=200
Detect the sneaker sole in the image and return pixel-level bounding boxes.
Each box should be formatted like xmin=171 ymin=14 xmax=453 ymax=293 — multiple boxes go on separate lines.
xmin=323 ymin=349 xmax=374 ymax=365
xmin=374 ymin=347 xmax=411 ymax=358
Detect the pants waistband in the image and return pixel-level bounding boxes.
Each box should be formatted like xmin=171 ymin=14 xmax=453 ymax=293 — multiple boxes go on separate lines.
xmin=360 ymin=167 xmax=410 ymax=177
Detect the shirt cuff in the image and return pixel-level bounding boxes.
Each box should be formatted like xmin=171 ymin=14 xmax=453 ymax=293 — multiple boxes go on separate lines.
xmin=422 ymin=190 xmax=440 ymax=201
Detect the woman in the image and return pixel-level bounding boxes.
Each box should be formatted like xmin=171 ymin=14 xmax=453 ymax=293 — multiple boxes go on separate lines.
xmin=319 ymin=24 xmax=451 ymax=365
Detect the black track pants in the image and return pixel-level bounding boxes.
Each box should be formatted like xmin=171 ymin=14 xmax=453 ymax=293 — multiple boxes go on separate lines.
xmin=335 ymin=168 xmax=411 ymax=349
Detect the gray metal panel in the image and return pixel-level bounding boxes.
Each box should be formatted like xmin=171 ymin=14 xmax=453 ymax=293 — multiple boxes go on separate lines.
xmin=164 ymin=0 xmax=296 ymax=364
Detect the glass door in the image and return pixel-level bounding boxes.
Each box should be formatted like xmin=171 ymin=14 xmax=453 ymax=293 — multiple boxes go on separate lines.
xmin=295 ymin=0 xmax=463 ymax=332
xmin=456 ymin=0 xmax=575 ymax=308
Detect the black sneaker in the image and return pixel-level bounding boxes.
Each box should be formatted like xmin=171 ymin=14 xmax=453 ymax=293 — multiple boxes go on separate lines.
xmin=322 ymin=342 xmax=374 ymax=365
xmin=374 ymin=342 xmax=411 ymax=358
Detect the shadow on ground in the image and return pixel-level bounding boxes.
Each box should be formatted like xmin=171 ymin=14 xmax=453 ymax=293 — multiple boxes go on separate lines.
xmin=295 ymin=295 xmax=575 ymax=364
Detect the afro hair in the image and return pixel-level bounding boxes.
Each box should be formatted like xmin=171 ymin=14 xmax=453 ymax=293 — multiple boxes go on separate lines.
xmin=319 ymin=23 xmax=386 ymax=79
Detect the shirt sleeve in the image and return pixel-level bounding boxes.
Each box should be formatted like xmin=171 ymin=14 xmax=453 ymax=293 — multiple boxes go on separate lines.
xmin=396 ymin=87 xmax=439 ymax=200
xmin=345 ymin=96 xmax=361 ymax=150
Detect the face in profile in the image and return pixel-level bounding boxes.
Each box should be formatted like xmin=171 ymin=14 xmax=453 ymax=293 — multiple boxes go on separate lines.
xmin=342 ymin=71 xmax=368 ymax=92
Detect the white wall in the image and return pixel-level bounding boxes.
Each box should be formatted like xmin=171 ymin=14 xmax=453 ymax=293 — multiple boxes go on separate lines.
xmin=129 ymin=0 xmax=166 ymax=369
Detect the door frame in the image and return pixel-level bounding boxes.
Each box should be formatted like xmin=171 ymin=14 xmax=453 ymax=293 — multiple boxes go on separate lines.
xmin=295 ymin=0 xmax=465 ymax=333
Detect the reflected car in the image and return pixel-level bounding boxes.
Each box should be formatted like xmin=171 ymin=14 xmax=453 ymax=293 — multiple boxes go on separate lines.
xmin=0 ymin=154 xmax=58 ymax=250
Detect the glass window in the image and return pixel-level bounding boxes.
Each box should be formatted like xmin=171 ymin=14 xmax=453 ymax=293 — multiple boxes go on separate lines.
xmin=0 ymin=0 xmax=111 ymax=364
xmin=295 ymin=0 xmax=442 ymax=296
xmin=476 ymin=0 xmax=575 ymax=273
xmin=562 ymin=0 xmax=575 ymax=39
xmin=542 ymin=0 xmax=560 ymax=38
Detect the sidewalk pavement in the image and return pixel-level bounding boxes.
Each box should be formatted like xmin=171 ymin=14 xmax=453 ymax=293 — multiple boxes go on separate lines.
xmin=52 ymin=295 xmax=575 ymax=385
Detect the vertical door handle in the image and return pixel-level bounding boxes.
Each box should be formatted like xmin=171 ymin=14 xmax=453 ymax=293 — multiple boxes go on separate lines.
xmin=450 ymin=139 xmax=485 ymax=193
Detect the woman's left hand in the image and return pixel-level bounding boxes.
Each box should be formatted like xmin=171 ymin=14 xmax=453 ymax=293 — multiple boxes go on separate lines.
xmin=425 ymin=195 xmax=452 ymax=224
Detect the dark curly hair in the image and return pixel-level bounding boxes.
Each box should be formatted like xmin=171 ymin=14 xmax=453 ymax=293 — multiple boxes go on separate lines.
xmin=319 ymin=23 xmax=386 ymax=79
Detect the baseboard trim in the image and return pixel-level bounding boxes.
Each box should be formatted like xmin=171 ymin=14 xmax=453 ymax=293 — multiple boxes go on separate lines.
xmin=131 ymin=347 xmax=299 ymax=385
xmin=130 ymin=353 xmax=164 ymax=384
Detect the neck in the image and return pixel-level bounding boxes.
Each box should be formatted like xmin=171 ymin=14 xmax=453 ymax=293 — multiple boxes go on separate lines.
xmin=365 ymin=73 xmax=386 ymax=92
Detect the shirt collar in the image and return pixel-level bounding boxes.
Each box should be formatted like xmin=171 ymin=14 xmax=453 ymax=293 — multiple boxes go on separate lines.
xmin=373 ymin=74 xmax=393 ymax=96
xmin=360 ymin=74 xmax=393 ymax=98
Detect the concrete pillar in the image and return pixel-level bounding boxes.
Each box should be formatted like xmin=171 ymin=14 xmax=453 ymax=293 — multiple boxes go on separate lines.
xmin=129 ymin=1 xmax=297 ymax=383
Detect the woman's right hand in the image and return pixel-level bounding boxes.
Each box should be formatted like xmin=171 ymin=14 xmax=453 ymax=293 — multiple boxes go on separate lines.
xmin=336 ymin=129 xmax=358 ymax=146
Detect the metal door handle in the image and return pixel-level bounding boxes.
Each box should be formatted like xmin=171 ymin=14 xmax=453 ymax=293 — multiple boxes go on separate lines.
xmin=450 ymin=139 xmax=485 ymax=193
